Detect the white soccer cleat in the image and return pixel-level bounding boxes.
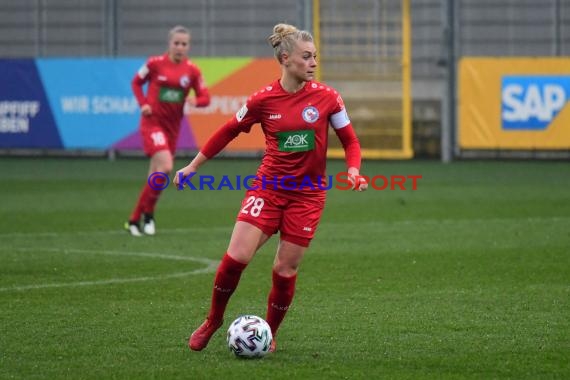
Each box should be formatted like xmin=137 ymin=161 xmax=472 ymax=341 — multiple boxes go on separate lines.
xmin=143 ymin=215 xmax=155 ymax=236
xmin=125 ymin=221 xmax=143 ymax=237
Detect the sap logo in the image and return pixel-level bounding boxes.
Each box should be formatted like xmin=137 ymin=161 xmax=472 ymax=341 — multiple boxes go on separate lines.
xmin=502 ymin=76 xmax=570 ymax=130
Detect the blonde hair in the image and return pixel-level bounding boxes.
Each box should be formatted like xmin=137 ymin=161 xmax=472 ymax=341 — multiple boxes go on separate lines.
xmin=267 ymin=23 xmax=313 ymax=63
xmin=168 ymin=25 xmax=191 ymax=42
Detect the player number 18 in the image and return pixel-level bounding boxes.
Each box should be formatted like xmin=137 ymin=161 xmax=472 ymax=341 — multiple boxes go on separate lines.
xmin=151 ymin=131 xmax=166 ymax=146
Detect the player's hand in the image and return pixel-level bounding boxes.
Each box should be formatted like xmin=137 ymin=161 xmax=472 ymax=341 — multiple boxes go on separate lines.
xmin=352 ymin=176 xmax=368 ymax=191
xmin=173 ymin=153 xmax=207 ymax=190
xmin=347 ymin=167 xmax=368 ymax=192
xmin=185 ymin=97 xmax=197 ymax=107
xmin=184 ymin=98 xmax=197 ymax=115
xmin=173 ymin=165 xmax=197 ymax=189
xmin=141 ymin=104 xmax=152 ymax=116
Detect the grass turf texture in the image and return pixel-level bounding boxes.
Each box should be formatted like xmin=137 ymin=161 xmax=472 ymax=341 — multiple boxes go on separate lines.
xmin=0 ymin=157 xmax=568 ymax=379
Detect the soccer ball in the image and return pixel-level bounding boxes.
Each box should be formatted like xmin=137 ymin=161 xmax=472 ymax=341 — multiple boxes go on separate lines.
xmin=227 ymin=315 xmax=273 ymax=358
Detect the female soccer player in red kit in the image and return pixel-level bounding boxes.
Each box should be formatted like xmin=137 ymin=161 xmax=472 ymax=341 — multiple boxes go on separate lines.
xmin=174 ymin=23 xmax=367 ymax=352
xmin=125 ymin=25 xmax=210 ymax=236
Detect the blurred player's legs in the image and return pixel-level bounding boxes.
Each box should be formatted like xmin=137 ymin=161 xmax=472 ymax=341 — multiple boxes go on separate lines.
xmin=142 ymin=213 xmax=156 ymax=235
xmin=124 ymin=221 xmax=143 ymax=237
xmin=126 ymin=149 xmax=173 ymax=236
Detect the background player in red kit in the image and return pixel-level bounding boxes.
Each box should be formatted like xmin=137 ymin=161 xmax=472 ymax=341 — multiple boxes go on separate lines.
xmin=125 ymin=25 xmax=210 ymax=236
xmin=173 ymin=23 xmax=367 ymax=352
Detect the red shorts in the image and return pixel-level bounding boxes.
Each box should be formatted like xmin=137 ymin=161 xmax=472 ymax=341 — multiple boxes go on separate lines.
xmin=140 ymin=120 xmax=177 ymax=157
xmin=236 ymin=188 xmax=325 ymax=247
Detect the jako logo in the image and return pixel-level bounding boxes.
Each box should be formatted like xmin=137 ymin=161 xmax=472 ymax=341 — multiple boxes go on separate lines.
xmin=501 ymin=75 xmax=570 ymax=130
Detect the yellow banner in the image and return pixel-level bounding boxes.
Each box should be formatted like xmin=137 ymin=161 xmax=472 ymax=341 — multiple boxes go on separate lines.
xmin=459 ymin=58 xmax=570 ymax=149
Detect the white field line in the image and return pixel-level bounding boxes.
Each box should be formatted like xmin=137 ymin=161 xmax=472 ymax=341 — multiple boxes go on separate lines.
xmin=1 ymin=216 xmax=567 ymax=291
xmin=0 ymin=248 xmax=218 ymax=292
xmin=0 ymin=226 xmax=232 ymax=239
xmin=0 ymin=216 xmax=567 ymax=239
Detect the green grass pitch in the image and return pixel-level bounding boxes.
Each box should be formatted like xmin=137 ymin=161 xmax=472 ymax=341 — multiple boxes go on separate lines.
xmin=0 ymin=157 xmax=568 ymax=379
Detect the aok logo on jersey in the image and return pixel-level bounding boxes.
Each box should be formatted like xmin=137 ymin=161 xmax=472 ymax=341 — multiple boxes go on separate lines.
xmin=159 ymin=87 xmax=184 ymax=103
xmin=501 ymin=75 xmax=570 ymax=130
xmin=277 ymin=130 xmax=315 ymax=152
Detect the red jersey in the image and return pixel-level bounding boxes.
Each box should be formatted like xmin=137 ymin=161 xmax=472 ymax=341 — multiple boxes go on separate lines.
xmin=132 ymin=53 xmax=210 ymax=135
xmin=202 ymin=79 xmax=360 ymax=198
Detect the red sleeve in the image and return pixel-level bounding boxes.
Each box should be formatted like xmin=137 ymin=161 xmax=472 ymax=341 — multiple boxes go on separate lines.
xmin=191 ymin=68 xmax=211 ymax=107
xmin=132 ymin=75 xmax=146 ymax=106
xmin=132 ymin=59 xmax=151 ymax=106
xmin=334 ymin=124 xmax=361 ymax=170
xmin=200 ymin=119 xmax=242 ymax=158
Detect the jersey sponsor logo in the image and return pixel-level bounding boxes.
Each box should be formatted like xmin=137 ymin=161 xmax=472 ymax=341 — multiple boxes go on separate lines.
xmin=501 ymin=75 xmax=570 ymax=130
xmin=277 ymin=130 xmax=315 ymax=152
xmin=269 ymin=113 xmax=281 ymax=120
xmin=236 ymin=104 xmax=248 ymax=122
xmin=302 ymin=106 xmax=319 ymax=123
xmin=159 ymin=87 xmax=184 ymax=103
xmin=180 ymin=75 xmax=190 ymax=88
xmin=158 ymin=75 xmax=167 ymax=81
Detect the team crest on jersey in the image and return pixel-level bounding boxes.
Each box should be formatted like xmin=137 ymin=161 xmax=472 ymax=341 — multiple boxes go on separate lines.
xmin=302 ymin=106 xmax=319 ymax=123
xmin=180 ymin=75 xmax=190 ymax=87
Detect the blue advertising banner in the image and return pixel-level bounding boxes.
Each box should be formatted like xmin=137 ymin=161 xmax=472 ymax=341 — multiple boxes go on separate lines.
xmin=36 ymin=58 xmax=144 ymax=149
xmin=0 ymin=59 xmax=62 ymax=148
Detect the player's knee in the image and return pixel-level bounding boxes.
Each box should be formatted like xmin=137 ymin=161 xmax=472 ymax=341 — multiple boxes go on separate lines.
xmin=161 ymin=163 xmax=173 ymax=174
xmin=273 ymin=267 xmax=298 ymax=278
xmin=155 ymin=160 xmax=173 ymax=174
xmin=272 ymin=261 xmax=299 ymax=277
xmin=227 ymin=248 xmax=255 ymax=265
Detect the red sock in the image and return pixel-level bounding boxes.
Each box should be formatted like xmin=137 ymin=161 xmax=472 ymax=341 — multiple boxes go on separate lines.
xmin=266 ymin=270 xmax=297 ymax=337
xmin=129 ymin=184 xmax=149 ymax=222
xmin=142 ymin=186 xmax=162 ymax=215
xmin=129 ymin=183 xmax=162 ymax=222
xmin=207 ymin=253 xmax=247 ymax=323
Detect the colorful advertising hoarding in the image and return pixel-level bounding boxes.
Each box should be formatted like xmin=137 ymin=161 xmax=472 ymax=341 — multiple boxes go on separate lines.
xmin=0 ymin=58 xmax=279 ymax=152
